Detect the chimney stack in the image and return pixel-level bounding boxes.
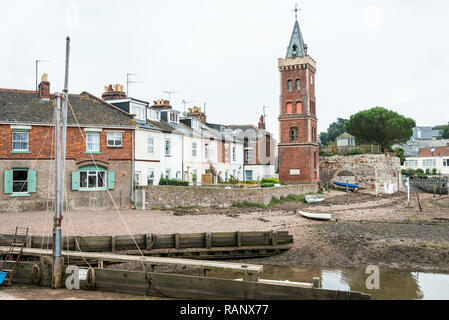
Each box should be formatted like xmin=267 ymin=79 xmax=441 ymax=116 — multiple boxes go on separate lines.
xmin=152 ymin=99 xmax=172 ymax=110
xmin=102 ymin=84 xmax=127 ymax=101
xmin=38 ymin=73 xmax=50 ymax=100
xmin=187 ymin=107 xmax=207 ymax=123
xmin=258 ymin=115 xmax=266 ymax=130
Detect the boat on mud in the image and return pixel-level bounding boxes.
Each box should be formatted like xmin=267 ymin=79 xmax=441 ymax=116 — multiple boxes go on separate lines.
xmin=333 ymin=181 xmax=360 ymax=191
xmin=298 ymin=210 xmax=332 ymax=221
xmin=305 ymin=195 xmax=325 ymax=204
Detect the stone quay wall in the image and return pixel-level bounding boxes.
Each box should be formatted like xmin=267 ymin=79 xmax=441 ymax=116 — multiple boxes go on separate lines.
xmin=143 ymin=184 xmax=318 ymax=209
xmin=320 ymin=154 xmax=402 ymax=195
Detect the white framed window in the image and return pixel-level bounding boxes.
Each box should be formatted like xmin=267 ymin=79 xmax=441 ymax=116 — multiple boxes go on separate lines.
xmin=107 ymin=132 xmax=123 ymax=147
xmin=131 ymin=105 xmax=145 ymax=120
xmin=12 ymin=130 xmax=29 ymax=152
xmin=176 ymin=171 xmax=181 ymax=180
xmin=225 ymin=145 xmax=229 ymax=161
xmin=422 ymin=159 xmax=436 ymax=167
xmin=80 ymin=170 xmax=107 ymax=190
xmin=169 ymin=112 xmax=179 ymax=123
xmin=245 ymin=170 xmax=253 ymax=181
xmin=147 ymin=169 xmax=155 ymax=186
xmin=192 ymin=142 xmax=197 ymax=157
xmin=148 ymin=109 xmax=161 ymax=121
xmin=148 ymin=137 xmax=154 ymax=154
xmin=444 ymin=159 xmax=449 ymax=167
xmin=134 ymin=172 xmax=141 ymax=186
xmin=220 ymin=126 xmax=226 ymax=134
xmin=205 ymin=144 xmax=209 ymax=159
xmin=165 ymin=169 xmax=171 ymax=179
xmin=86 ymin=132 xmax=101 ymax=153
xmin=165 ymin=139 xmax=171 ymax=157
xmin=245 ymin=149 xmax=254 ymax=162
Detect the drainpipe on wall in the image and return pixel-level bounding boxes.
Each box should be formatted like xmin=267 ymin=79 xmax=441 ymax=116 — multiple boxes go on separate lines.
xmin=131 ymin=128 xmax=135 ymax=203
xmin=182 ymin=134 xmax=185 ymax=181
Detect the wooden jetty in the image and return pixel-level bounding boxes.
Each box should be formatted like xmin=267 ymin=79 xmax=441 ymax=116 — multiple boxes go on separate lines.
xmin=0 ymin=230 xmax=293 ymax=260
xmin=0 ymin=250 xmax=371 ymax=300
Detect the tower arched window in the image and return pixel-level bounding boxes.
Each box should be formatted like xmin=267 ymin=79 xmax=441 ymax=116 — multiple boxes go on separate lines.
xmin=292 ymin=45 xmax=297 ymax=57
xmin=296 ymin=79 xmax=301 ymax=91
xmin=290 ymin=127 xmax=299 ymax=142
xmin=287 ymin=80 xmax=293 ymax=92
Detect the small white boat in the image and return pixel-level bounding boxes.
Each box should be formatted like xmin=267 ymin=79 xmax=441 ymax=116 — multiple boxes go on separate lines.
xmin=298 ymin=210 xmax=332 ymax=221
xmin=305 ymin=195 xmax=325 ymax=204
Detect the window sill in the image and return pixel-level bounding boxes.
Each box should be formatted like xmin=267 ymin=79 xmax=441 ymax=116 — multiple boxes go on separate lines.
xmin=107 ymin=145 xmax=123 ymax=148
xmin=10 ymin=193 xmax=31 ymax=198
xmin=11 ymin=151 xmax=31 ymax=154
xmin=85 ymin=152 xmax=102 ymax=154
xmin=78 ymin=188 xmax=108 ymax=192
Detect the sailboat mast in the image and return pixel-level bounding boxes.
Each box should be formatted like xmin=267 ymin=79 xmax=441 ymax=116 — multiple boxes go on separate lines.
xmin=52 ymin=93 xmax=63 ymax=289
xmin=52 ymin=36 xmax=71 ymax=289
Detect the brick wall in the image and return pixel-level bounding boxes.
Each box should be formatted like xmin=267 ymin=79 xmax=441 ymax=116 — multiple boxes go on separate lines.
xmin=278 ymin=58 xmax=319 ymax=184
xmin=143 ymin=184 xmax=317 ymax=209
xmin=0 ymin=124 xmax=133 ymax=161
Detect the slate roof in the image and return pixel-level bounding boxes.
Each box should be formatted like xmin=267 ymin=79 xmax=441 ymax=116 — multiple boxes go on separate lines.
xmin=401 ymin=139 xmax=449 ymax=157
xmin=0 ymin=89 xmax=136 ymax=128
xmin=286 ymin=20 xmax=307 ymax=59
xmin=412 ymin=127 xmax=442 ymax=141
xmin=147 ymin=119 xmax=176 ymax=133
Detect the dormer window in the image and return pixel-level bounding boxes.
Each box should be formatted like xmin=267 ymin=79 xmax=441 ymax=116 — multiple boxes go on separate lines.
xmin=220 ymin=126 xmax=226 ymax=134
xmin=169 ymin=112 xmax=179 ymax=124
xmin=130 ymin=105 xmax=145 ymax=121
xmin=147 ymin=109 xmax=160 ymax=121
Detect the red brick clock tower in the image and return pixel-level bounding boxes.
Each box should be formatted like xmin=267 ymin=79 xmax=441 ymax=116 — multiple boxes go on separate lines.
xmin=278 ymin=11 xmax=319 ymax=184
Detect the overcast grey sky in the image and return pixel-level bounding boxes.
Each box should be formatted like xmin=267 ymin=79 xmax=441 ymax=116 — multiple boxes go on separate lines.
xmin=1 ymin=0 xmax=448 ymax=139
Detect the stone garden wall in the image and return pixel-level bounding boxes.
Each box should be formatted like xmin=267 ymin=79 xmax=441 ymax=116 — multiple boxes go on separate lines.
xmin=143 ymin=184 xmax=318 ymax=209
xmin=320 ymin=154 xmax=402 ymax=195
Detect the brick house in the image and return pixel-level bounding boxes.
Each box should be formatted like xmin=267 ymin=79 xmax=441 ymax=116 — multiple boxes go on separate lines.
xmin=0 ymin=78 xmax=136 ymax=212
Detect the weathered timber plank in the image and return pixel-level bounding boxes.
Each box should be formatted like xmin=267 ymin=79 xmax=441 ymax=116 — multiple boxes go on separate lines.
xmin=0 ymin=247 xmax=263 ymax=274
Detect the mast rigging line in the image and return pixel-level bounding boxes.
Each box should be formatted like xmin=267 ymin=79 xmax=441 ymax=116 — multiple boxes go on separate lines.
xmin=67 ymin=101 xmax=147 ymax=271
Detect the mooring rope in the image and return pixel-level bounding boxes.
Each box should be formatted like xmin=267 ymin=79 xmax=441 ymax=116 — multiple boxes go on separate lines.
xmin=68 ymin=101 xmax=147 ymax=271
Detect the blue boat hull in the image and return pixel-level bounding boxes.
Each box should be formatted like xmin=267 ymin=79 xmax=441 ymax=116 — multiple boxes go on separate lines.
xmin=334 ymin=182 xmax=360 ymax=189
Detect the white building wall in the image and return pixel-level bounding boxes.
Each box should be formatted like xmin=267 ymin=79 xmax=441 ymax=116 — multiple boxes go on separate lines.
xmin=161 ymin=132 xmax=184 ymax=180
xmin=183 ymin=134 xmax=203 ymax=184
xmin=134 ymin=128 xmax=163 ymax=186
xmin=404 ymin=156 xmax=449 ymax=175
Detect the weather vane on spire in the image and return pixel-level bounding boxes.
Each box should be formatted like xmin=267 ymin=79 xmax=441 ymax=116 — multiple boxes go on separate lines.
xmin=292 ymin=2 xmax=301 ymax=21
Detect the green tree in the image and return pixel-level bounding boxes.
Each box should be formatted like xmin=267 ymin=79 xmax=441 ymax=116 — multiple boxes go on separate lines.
xmin=319 ymin=118 xmax=347 ymax=146
xmin=345 ymin=107 xmax=415 ymax=151
xmin=434 ymin=123 xmax=449 ymax=139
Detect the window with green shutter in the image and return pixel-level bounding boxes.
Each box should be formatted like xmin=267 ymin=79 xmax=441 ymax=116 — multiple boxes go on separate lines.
xmin=3 ymin=169 xmax=37 ymax=196
xmin=73 ymin=166 xmax=114 ymax=191
xmin=107 ymin=171 xmax=115 ymax=190
xmin=4 ymin=170 xmax=13 ymax=194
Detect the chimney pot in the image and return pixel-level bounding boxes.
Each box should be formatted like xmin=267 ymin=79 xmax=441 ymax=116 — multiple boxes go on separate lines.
xmin=38 ymin=73 xmax=50 ymax=100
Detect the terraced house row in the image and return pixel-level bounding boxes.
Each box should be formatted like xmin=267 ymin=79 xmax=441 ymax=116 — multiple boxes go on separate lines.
xmin=0 ymin=77 xmax=276 ymax=212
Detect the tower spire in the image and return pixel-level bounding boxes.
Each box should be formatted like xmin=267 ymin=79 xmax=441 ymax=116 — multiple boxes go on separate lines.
xmin=286 ymin=4 xmax=307 ymax=59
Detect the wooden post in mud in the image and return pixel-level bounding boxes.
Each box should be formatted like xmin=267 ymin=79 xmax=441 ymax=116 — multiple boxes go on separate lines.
xmin=413 ymin=175 xmax=423 ymax=212
xmin=346 ymin=180 xmax=350 ymax=205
